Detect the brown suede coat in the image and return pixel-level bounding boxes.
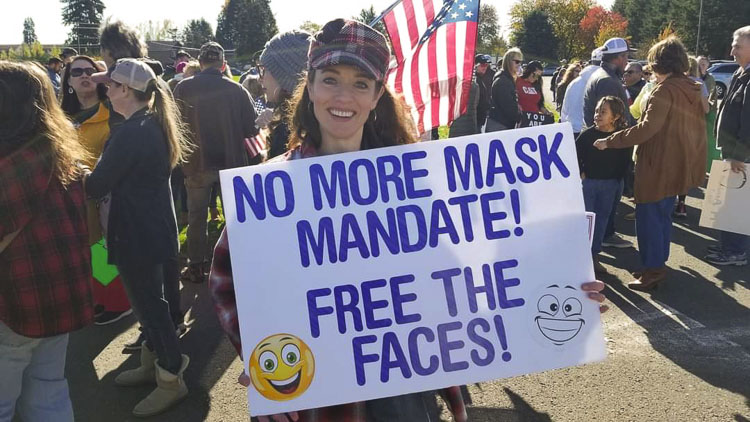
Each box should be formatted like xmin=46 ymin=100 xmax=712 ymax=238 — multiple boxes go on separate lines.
xmin=605 ymin=75 xmax=707 ymax=203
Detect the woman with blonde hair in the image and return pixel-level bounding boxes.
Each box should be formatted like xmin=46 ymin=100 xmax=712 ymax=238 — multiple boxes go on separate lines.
xmin=486 ymin=47 xmax=523 ymax=131
xmin=0 ymin=60 xmax=93 ymax=421
xmin=86 ymin=58 xmax=192 ymax=417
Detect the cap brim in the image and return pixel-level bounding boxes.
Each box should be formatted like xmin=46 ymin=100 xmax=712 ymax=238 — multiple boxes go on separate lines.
xmin=311 ymin=53 xmax=382 ymax=81
xmin=90 ymin=70 xmax=113 ymax=85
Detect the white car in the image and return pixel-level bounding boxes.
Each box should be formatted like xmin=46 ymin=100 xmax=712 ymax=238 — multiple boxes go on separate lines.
xmin=708 ymin=62 xmax=739 ymax=99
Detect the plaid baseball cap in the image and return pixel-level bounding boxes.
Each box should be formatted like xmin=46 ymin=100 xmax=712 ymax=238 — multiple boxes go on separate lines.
xmin=199 ymin=41 xmax=224 ymax=62
xmin=308 ymin=19 xmax=390 ymax=82
xmin=91 ymin=58 xmax=156 ymax=92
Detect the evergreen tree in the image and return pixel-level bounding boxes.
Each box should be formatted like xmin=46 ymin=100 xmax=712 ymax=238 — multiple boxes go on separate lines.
xmin=353 ymin=6 xmax=386 ymax=36
xmin=23 ymin=18 xmax=38 ymax=45
xmin=182 ymin=19 xmax=215 ymax=48
xmin=216 ymin=0 xmax=278 ymax=58
xmin=512 ymin=10 xmax=558 ymax=61
xmin=60 ymin=0 xmax=105 ymax=53
xmin=478 ymin=4 xmax=508 ymax=56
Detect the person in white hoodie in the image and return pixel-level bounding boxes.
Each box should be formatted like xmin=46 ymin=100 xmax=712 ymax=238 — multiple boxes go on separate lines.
xmin=561 ymin=47 xmax=603 ymax=138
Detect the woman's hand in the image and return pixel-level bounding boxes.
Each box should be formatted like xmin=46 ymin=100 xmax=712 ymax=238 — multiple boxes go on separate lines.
xmin=593 ymin=139 xmax=608 ymax=150
xmin=581 ymin=281 xmax=608 ymax=313
xmin=729 ymin=159 xmax=746 ymax=173
xmin=239 ymin=370 xmax=299 ymax=422
xmin=255 ymin=108 xmax=275 ymax=129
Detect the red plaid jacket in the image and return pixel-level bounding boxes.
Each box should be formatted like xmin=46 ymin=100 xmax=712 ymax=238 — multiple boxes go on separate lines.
xmin=0 ymin=138 xmax=94 ymax=338
xmin=208 ymin=146 xmax=467 ymax=422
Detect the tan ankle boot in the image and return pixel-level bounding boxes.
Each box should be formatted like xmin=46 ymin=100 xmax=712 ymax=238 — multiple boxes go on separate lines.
xmin=115 ymin=343 xmax=156 ymax=387
xmin=132 ymin=354 xmax=189 ymax=418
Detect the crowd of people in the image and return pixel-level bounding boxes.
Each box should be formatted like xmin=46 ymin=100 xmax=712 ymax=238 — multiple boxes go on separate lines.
xmin=0 ymin=13 xmax=747 ymax=421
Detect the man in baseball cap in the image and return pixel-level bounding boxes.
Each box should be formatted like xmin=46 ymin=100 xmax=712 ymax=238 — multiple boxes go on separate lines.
xmin=92 ymin=58 xmax=156 ymax=93
xmin=198 ymin=41 xmax=224 ymax=63
xmin=474 ymin=54 xmax=493 ymax=129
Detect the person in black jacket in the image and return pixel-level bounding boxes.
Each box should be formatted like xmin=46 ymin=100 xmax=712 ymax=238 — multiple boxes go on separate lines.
xmin=87 ymin=59 xmax=193 ymax=417
xmin=576 ymin=96 xmax=631 ymax=274
xmin=486 ymin=48 xmax=523 ymax=132
xmin=474 ymin=54 xmax=492 ymax=130
xmin=705 ymin=26 xmax=750 ymax=266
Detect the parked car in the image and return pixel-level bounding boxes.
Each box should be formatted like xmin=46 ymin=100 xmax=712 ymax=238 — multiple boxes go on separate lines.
xmin=708 ymin=62 xmax=739 ymax=99
xmin=542 ymin=65 xmax=558 ymax=76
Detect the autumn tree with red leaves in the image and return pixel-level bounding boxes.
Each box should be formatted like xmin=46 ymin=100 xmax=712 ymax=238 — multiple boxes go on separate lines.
xmin=579 ymin=6 xmax=629 ymax=54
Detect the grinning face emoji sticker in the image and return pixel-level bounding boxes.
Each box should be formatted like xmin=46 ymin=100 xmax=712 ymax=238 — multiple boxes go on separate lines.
xmin=249 ymin=334 xmax=315 ymax=401
xmin=534 ymin=284 xmax=585 ymax=345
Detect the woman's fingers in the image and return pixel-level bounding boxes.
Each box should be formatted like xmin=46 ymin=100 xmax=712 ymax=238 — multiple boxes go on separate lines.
xmin=581 ymin=280 xmax=605 ymax=293
xmin=238 ymin=371 xmax=250 ymax=387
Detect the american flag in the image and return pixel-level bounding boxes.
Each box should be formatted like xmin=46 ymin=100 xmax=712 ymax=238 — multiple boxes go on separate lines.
xmin=380 ymin=0 xmax=479 ymax=134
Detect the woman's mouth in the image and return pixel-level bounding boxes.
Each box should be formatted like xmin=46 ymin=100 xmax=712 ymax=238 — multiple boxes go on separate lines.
xmin=328 ymin=108 xmax=355 ymax=119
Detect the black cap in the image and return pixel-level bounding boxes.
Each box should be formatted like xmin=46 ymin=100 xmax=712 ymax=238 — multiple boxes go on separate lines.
xmin=475 ymin=54 xmax=492 ymax=64
xmin=61 ymin=47 xmax=78 ymax=58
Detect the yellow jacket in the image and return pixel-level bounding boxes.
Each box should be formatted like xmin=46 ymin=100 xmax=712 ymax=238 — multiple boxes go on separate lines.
xmin=77 ymin=102 xmax=110 ymax=168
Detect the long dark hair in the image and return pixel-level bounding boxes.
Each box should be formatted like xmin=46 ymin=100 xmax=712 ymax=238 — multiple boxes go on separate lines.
xmin=597 ymin=96 xmax=628 ymax=130
xmin=287 ymin=69 xmax=417 ymax=151
xmin=131 ymin=80 xmax=192 ymax=169
xmin=0 ymin=61 xmax=90 ymax=184
xmin=61 ymin=55 xmax=108 ymax=116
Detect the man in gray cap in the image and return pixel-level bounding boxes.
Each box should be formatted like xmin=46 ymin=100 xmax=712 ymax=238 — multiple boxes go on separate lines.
xmin=174 ymin=41 xmax=259 ymax=283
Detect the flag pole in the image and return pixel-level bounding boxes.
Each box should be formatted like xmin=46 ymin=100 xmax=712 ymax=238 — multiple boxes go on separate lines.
xmin=370 ymin=0 xmax=405 ymax=27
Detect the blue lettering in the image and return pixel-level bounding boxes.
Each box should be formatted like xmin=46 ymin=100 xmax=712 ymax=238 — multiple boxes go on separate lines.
xmin=376 ymin=155 xmax=406 ymax=202
xmin=390 ymin=274 xmax=421 ymax=324
xmin=402 ymin=151 xmax=432 ymax=198
xmin=486 ymin=139 xmax=517 ymax=186
xmin=448 ymin=194 xmax=478 ymax=242
xmin=396 ymin=205 xmax=427 ymax=253
xmin=264 ymin=171 xmax=295 ymax=217
xmin=539 ymin=133 xmax=570 ymax=180
xmin=307 ymin=288 xmax=333 ymax=338
xmin=428 ymin=200 xmax=460 ymax=247
xmin=339 ymin=213 xmax=370 ymax=262
xmin=437 ymin=321 xmax=469 ymax=372
xmin=334 ymin=284 xmax=363 ymax=334
xmin=444 ymin=143 xmax=483 ymax=192
xmin=480 ymin=191 xmax=511 ymax=240
xmin=233 ymin=174 xmax=265 ymax=222
xmin=515 ymin=137 xmax=540 ymax=183
xmin=493 ymin=259 xmax=525 ymax=308
xmin=361 ymin=279 xmax=392 ymax=329
xmin=297 ymin=218 xmax=337 ymax=267
xmin=380 ymin=332 xmax=412 ymax=382
xmin=464 ymin=265 xmax=497 ymax=313
xmin=349 ymin=159 xmax=378 ymax=205
xmin=431 ymin=268 xmax=461 ymax=317
xmin=408 ymin=327 xmax=439 ymax=376
xmin=467 ymin=318 xmax=495 ymax=366
xmin=352 ymin=335 xmax=379 ymax=386
xmin=310 ymin=161 xmax=350 ymax=210
xmin=366 ymin=209 xmax=400 ymax=257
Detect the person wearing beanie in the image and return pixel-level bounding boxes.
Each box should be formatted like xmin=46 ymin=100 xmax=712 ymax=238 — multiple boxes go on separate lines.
xmin=258 ymin=30 xmax=311 ymax=158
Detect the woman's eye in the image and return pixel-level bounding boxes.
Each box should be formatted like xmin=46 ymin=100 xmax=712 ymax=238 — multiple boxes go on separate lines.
xmin=322 ymin=77 xmax=337 ymax=86
xmin=354 ymin=81 xmax=369 ymax=90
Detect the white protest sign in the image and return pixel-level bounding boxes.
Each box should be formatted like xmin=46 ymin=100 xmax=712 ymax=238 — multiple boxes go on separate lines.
xmin=220 ymin=123 xmax=606 ymax=416
xmin=699 ymin=160 xmax=750 ymax=236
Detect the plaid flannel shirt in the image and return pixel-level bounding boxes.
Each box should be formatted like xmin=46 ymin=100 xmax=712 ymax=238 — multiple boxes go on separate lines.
xmin=0 ymin=138 xmax=94 ymax=338
xmin=208 ymin=146 xmax=466 ymax=422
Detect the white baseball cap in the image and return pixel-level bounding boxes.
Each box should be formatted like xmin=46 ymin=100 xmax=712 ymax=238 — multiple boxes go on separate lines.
xmin=591 ymin=47 xmax=604 ymax=62
xmin=92 ymin=58 xmax=156 ymax=92
xmin=600 ymin=37 xmax=632 ymax=54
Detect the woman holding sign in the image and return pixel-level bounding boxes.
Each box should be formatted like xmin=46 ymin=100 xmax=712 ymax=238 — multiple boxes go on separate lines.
xmin=210 ymin=19 xmax=609 ymax=422
xmin=516 ymin=61 xmax=553 ymax=127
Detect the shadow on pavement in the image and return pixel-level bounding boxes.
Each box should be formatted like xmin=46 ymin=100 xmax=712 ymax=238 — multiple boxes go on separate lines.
xmin=599 ymin=190 xmax=750 ymax=404
xmin=68 ymin=277 xmax=237 ymax=421
xmin=464 ymin=388 xmax=552 ymax=422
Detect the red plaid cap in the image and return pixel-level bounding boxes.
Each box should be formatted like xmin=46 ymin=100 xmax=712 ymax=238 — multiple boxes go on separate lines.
xmin=308 ymin=19 xmax=390 ymax=81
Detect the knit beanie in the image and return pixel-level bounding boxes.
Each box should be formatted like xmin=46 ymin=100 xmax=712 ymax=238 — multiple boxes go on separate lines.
xmin=259 ymin=30 xmax=312 ymax=94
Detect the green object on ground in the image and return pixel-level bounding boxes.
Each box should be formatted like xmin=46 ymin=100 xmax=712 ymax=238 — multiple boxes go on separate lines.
xmin=91 ymin=239 xmax=118 ymax=286
xmin=705 ymin=110 xmax=721 ymax=172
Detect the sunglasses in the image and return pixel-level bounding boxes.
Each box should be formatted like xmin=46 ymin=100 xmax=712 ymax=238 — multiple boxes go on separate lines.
xmin=70 ymin=67 xmax=96 ymax=77
xmin=643 ymin=72 xmax=652 ymax=77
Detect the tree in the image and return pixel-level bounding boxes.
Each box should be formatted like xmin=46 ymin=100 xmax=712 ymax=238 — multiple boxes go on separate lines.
xmin=23 ymin=18 xmax=38 ymax=45
xmin=579 ymin=6 xmax=628 ymax=54
xmin=299 ymin=21 xmax=321 ymax=34
xmin=182 ymin=19 xmax=215 ymax=48
xmin=510 ymin=0 xmax=594 ymax=60
xmin=353 ymin=6 xmax=385 ymax=35
xmin=216 ymin=0 xmax=278 ymax=58
xmin=477 ymin=4 xmax=507 ymax=56
xmin=511 ymin=9 xmax=558 ymax=61
xmin=61 ymin=0 xmax=106 ymax=53
xmin=136 ymin=19 xmax=178 ymax=42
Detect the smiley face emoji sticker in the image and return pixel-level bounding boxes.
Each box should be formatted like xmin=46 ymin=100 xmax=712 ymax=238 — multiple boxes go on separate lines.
xmin=249 ymin=334 xmax=315 ymax=401
xmin=534 ymin=284 xmax=585 ymax=345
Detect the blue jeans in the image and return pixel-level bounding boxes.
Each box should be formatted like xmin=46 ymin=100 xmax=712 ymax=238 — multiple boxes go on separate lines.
xmin=635 ymin=196 xmax=676 ymax=268
xmin=118 ymin=263 xmax=182 ymax=374
xmin=604 ymin=178 xmax=624 ymax=239
xmin=0 ymin=322 xmax=73 ymax=422
xmin=582 ymin=178 xmax=622 ymax=254
xmin=720 ymin=231 xmax=748 ymax=255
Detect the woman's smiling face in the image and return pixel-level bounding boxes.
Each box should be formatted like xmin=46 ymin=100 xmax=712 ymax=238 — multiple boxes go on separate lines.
xmin=307 ymin=64 xmax=383 ymax=152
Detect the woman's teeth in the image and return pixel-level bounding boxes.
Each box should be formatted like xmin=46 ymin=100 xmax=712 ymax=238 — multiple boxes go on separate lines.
xmin=329 ymin=109 xmax=354 ymax=118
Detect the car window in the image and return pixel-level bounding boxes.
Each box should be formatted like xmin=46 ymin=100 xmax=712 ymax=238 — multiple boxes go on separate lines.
xmin=715 ymin=64 xmax=739 ymax=73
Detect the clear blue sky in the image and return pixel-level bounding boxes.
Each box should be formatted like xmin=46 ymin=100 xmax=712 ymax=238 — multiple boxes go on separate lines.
xmin=0 ymin=0 xmax=613 ymax=45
